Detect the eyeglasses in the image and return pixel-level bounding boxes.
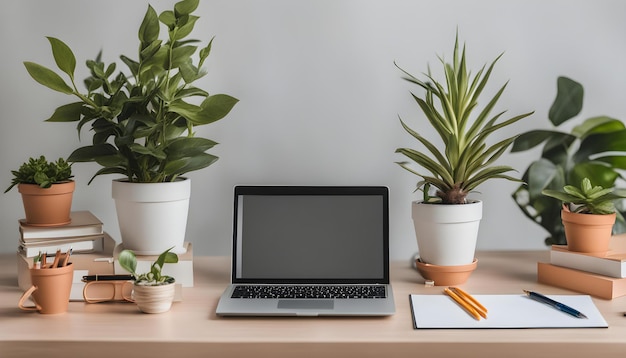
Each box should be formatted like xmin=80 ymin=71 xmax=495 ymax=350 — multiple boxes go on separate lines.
xmin=82 ymin=280 xmax=134 ymax=303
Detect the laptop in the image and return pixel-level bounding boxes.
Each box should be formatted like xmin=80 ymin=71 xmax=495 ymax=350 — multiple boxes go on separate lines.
xmin=216 ymin=185 xmax=395 ymax=316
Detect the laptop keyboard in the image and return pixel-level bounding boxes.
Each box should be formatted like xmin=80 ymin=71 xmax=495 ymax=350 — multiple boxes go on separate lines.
xmin=231 ymin=285 xmax=387 ymax=299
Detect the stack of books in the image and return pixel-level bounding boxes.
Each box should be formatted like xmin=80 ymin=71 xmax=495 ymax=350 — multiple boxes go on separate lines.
xmin=16 ymin=211 xmax=117 ymax=301
xmin=537 ymin=234 xmax=626 ymax=299
xmin=19 ymin=211 xmax=105 ymax=257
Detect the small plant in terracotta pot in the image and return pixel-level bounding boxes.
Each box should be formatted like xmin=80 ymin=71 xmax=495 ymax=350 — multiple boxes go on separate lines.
xmin=542 ymin=178 xmax=626 ymax=253
xmin=118 ymin=247 xmax=178 ymax=314
xmin=5 ymin=156 xmax=74 ymax=226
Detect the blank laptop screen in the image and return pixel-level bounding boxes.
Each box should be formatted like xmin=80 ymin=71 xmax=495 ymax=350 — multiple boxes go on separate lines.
xmin=232 ymin=186 xmax=389 ymax=284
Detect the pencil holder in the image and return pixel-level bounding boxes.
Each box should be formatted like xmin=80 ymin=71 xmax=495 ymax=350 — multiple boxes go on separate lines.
xmin=18 ymin=263 xmax=74 ymax=314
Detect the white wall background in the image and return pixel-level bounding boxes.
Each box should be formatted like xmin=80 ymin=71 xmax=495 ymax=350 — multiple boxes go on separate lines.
xmin=1 ymin=0 xmax=625 ymax=260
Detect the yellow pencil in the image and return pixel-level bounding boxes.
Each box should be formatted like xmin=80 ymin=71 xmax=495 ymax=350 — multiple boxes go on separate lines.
xmin=444 ymin=287 xmax=481 ymax=320
xmin=449 ymin=287 xmax=488 ymax=319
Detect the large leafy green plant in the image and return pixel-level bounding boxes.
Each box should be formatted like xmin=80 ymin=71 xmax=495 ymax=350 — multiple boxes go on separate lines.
xmin=23 ymin=0 xmax=238 ymax=183
xmin=511 ymin=76 xmax=626 ymax=245
xmin=5 ymin=156 xmax=73 ymax=193
xmin=395 ymin=36 xmax=533 ymax=204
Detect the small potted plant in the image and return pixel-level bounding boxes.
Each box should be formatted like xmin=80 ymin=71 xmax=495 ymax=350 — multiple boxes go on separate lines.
xmin=511 ymin=76 xmax=626 ymax=246
xmin=118 ymin=247 xmax=179 ymax=314
xmin=5 ymin=156 xmax=74 ymax=226
xmin=23 ymin=0 xmax=238 ymax=254
xmin=394 ymin=34 xmax=533 ymax=278
xmin=542 ymin=178 xmax=626 ymax=253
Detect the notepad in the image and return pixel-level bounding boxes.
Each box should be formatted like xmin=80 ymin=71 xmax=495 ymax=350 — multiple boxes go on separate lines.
xmin=409 ymin=294 xmax=608 ymax=329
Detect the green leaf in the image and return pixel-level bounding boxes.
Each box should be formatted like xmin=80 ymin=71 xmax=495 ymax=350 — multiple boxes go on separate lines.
xmin=511 ymin=130 xmax=557 ymax=152
xmin=163 ymin=153 xmax=218 ymax=176
xmin=120 ymin=55 xmax=140 ymax=77
xmin=45 ymin=102 xmax=83 ymax=122
xmin=198 ymin=37 xmax=213 ymax=68
xmin=170 ymin=45 xmax=197 ymax=68
xmin=159 ymin=10 xmax=176 ymax=28
xmin=46 ymin=37 xmax=76 ymax=80
xmin=570 ymin=162 xmax=619 ymax=188
xmin=24 ymin=62 xmax=74 ymax=94
xmin=195 ymin=94 xmax=239 ymax=125
xmin=172 ymin=15 xmax=199 ymax=40
xmin=174 ymin=0 xmax=199 ymax=17
xmin=574 ymin=130 xmax=626 ymax=162
xmin=68 ymin=144 xmax=119 ymax=162
xmin=526 ymin=159 xmax=559 ymax=199
xmin=572 ymin=116 xmax=625 ymax=138
xmin=117 ymin=250 xmax=137 ymax=276
xmin=548 ymin=76 xmax=583 ymax=126
xmin=139 ymin=40 xmax=163 ymax=62
xmin=165 ymin=137 xmax=217 ymax=160
xmin=139 ymin=5 xmax=159 ymax=46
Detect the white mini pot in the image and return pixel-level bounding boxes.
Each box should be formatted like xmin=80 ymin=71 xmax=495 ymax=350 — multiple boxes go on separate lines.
xmin=132 ymin=283 xmax=176 ymax=314
xmin=412 ymin=200 xmax=483 ymax=266
xmin=112 ymin=178 xmax=190 ymax=255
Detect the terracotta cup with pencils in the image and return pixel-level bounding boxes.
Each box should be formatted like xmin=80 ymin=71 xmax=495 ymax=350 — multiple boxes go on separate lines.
xmin=18 ymin=261 xmax=74 ymax=314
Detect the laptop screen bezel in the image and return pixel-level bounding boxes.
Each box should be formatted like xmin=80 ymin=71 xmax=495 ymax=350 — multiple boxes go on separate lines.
xmin=230 ymin=185 xmax=390 ymax=285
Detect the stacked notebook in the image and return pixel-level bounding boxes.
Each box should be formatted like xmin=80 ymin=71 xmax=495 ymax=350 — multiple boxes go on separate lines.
xmin=18 ymin=211 xmax=105 ymax=257
xmin=537 ymin=234 xmax=626 ymax=299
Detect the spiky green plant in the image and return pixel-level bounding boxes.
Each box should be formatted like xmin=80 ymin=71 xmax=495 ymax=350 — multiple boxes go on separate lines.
xmin=542 ymin=178 xmax=626 ymax=215
xmin=395 ymin=36 xmax=534 ymax=204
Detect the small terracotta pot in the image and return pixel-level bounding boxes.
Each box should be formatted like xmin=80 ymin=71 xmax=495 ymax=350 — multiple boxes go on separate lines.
xmin=561 ymin=205 xmax=615 ymax=254
xmin=18 ymin=181 xmax=75 ymax=226
xmin=18 ymin=263 xmax=74 ymax=314
xmin=415 ymin=258 xmax=478 ymax=286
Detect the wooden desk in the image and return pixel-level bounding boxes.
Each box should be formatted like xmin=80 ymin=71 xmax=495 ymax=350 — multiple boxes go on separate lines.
xmin=1 ymin=251 xmax=625 ymax=358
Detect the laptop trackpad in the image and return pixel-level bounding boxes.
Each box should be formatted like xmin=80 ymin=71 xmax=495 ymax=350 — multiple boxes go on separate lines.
xmin=277 ymin=300 xmax=334 ymax=310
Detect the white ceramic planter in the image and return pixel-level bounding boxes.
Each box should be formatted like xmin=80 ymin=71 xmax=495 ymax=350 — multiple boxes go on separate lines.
xmin=112 ymin=179 xmax=190 ymax=255
xmin=412 ymin=200 xmax=483 ymax=266
xmin=132 ymin=283 xmax=175 ymax=314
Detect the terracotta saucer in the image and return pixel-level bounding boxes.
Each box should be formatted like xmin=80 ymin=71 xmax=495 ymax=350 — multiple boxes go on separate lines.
xmin=415 ymin=258 xmax=478 ymax=286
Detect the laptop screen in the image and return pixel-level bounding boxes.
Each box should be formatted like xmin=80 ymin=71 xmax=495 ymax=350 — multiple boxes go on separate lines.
xmin=231 ymin=186 xmax=389 ymax=284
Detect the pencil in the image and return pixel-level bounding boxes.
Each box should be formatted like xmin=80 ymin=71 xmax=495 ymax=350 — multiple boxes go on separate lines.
xmin=60 ymin=248 xmax=72 ymax=267
xmin=449 ymin=287 xmax=488 ymax=319
xmin=444 ymin=287 xmax=481 ymax=320
xmin=50 ymin=249 xmax=61 ymax=269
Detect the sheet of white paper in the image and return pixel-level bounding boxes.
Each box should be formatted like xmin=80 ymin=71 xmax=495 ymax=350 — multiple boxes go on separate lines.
xmin=409 ymin=294 xmax=608 ymax=329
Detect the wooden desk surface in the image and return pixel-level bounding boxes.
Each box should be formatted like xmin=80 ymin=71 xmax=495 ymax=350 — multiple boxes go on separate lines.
xmin=1 ymin=251 xmax=625 ymax=358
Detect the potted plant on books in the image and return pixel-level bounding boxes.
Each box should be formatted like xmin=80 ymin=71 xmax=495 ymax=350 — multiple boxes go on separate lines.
xmin=542 ymin=178 xmax=626 ymax=254
xmin=5 ymin=156 xmax=74 ymax=226
xmin=394 ymin=34 xmax=533 ymax=284
xmin=118 ymin=247 xmax=178 ymax=314
xmin=511 ymin=76 xmax=626 ymax=246
xmin=23 ymin=0 xmax=238 ymax=254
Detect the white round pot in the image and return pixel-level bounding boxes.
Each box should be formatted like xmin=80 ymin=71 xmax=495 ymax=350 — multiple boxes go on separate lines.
xmin=132 ymin=283 xmax=175 ymax=314
xmin=112 ymin=178 xmax=190 ymax=255
xmin=412 ymin=200 xmax=483 ymax=266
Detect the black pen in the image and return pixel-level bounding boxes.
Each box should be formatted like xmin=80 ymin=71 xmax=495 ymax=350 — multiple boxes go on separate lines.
xmin=523 ymin=290 xmax=588 ymax=319
xmin=82 ymin=274 xmax=135 ymax=282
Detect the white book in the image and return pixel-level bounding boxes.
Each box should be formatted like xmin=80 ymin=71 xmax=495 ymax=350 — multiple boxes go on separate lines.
xmin=19 ymin=235 xmax=104 ymax=257
xmin=549 ymin=234 xmax=626 ymax=278
xmin=19 ymin=211 xmax=103 ymax=240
